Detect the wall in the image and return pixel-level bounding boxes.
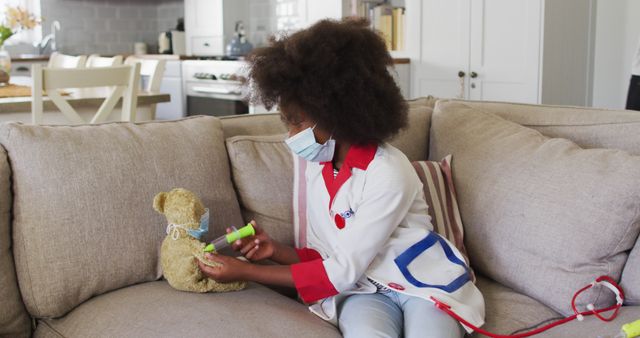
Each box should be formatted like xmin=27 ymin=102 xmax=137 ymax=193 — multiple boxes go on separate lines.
xmin=591 ymin=0 xmax=640 ymax=109
xmin=540 ymin=0 xmax=594 ymax=106
xmin=248 ymin=0 xmax=276 ymax=48
xmin=8 ymin=0 xmax=184 ymax=56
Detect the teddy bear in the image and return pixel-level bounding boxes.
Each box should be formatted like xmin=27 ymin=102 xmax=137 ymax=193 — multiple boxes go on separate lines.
xmin=153 ymin=188 xmax=246 ymax=292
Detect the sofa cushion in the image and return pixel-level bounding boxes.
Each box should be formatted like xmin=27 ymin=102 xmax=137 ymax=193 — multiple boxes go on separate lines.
xmin=455 ymin=99 xmax=640 ymax=155
xmin=0 ymin=117 xmax=244 ymax=318
xmin=226 ymin=134 xmax=294 ymax=246
xmin=452 ymin=99 xmax=640 ymax=307
xmin=470 ymin=275 xmax=560 ymax=337
xmin=34 ymin=281 xmax=341 ymax=338
xmin=408 ymin=95 xmax=438 ymax=109
xmin=220 ymin=112 xmax=287 ymax=139
xmin=0 ymin=145 xmax=31 ymax=338
xmin=429 ymin=101 xmax=640 ymax=315
xmin=535 ymin=306 xmax=640 ymax=338
xmin=388 ymin=105 xmax=432 ymax=161
xmin=622 ymin=247 xmax=640 ymax=305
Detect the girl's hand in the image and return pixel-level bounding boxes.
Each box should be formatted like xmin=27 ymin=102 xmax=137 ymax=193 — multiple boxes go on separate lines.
xmin=197 ymin=253 xmax=252 ymax=283
xmin=229 ymin=220 xmax=277 ymax=261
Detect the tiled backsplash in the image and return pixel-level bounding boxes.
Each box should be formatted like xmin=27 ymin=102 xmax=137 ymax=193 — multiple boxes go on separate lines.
xmin=7 ymin=0 xmax=287 ymax=57
xmin=8 ymin=0 xmax=184 ymax=56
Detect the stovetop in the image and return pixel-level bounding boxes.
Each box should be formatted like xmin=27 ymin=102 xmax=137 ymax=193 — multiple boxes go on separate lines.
xmin=191 ymin=55 xmax=245 ymax=61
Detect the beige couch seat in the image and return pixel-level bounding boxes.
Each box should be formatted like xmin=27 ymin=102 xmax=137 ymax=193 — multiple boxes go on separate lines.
xmin=34 ymin=281 xmax=340 ymax=338
xmin=472 ymin=276 xmax=560 ymax=337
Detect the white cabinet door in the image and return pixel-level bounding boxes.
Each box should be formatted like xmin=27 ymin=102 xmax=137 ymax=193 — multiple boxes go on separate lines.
xmin=413 ymin=0 xmax=470 ymax=99
xmin=468 ymin=0 xmax=542 ymax=103
xmin=413 ymin=0 xmax=542 ymax=103
xmin=185 ymin=0 xmax=223 ymax=55
xmin=185 ymin=0 xmax=222 ymax=35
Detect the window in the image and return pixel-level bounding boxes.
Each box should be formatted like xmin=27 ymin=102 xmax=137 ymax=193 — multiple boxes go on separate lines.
xmin=0 ymin=0 xmax=41 ymax=45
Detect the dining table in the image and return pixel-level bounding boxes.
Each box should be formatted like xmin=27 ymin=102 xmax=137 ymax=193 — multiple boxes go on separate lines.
xmin=0 ymin=76 xmax=171 ymax=125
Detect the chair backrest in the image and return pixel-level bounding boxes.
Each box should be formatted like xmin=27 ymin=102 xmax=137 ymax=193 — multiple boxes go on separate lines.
xmin=47 ymin=52 xmax=87 ymax=68
xmin=124 ymin=56 xmax=166 ymax=92
xmin=31 ymin=63 xmax=141 ymax=125
xmin=86 ymin=54 xmax=123 ymax=68
xmin=82 ymin=55 xmax=124 ymax=97
xmin=124 ymin=56 xmax=166 ymax=120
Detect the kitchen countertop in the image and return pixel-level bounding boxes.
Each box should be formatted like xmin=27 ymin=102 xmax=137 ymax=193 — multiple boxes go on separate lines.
xmin=12 ymin=54 xmax=411 ymax=64
xmin=0 ymin=91 xmax=170 ymax=113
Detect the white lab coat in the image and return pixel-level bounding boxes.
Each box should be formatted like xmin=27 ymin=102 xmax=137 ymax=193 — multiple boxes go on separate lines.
xmin=291 ymin=144 xmax=485 ymax=333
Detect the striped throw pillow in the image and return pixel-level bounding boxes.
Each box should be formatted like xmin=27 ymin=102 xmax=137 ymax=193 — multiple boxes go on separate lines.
xmin=412 ymin=155 xmax=474 ymax=280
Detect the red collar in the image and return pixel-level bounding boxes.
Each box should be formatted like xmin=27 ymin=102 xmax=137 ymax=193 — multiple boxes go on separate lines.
xmin=321 ymin=144 xmax=377 ymax=229
xmin=321 ymin=144 xmax=377 ymax=171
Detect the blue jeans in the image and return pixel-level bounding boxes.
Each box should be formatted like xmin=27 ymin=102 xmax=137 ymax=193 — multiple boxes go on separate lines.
xmin=337 ymin=290 xmax=465 ymax=338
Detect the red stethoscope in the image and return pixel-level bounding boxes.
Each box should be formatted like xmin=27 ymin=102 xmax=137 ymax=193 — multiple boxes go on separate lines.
xmin=431 ymin=275 xmax=625 ymax=338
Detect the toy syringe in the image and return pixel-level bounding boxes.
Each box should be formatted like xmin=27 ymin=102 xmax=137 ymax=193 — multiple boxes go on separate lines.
xmin=611 ymin=319 xmax=640 ymax=338
xmin=203 ymin=223 xmax=255 ymax=253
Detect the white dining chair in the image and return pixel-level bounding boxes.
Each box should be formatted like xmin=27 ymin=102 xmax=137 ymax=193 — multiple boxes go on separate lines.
xmin=47 ymin=52 xmax=87 ymax=68
xmin=85 ymin=54 xmax=123 ymax=67
xmin=31 ymin=63 xmax=141 ymax=125
xmin=124 ymin=56 xmax=166 ymax=119
xmin=82 ymin=55 xmax=124 ymax=97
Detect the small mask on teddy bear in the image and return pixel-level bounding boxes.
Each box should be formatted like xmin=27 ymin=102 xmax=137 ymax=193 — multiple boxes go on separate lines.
xmin=153 ymin=188 xmax=246 ymax=293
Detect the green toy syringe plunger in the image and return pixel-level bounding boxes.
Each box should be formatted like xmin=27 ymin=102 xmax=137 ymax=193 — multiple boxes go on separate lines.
xmin=203 ymin=223 xmax=255 ymax=253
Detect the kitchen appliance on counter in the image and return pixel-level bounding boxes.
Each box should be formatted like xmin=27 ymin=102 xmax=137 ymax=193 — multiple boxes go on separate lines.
xmin=158 ymin=31 xmax=186 ymax=55
xmin=183 ymin=59 xmax=267 ymax=117
xmin=225 ymin=21 xmax=253 ymax=57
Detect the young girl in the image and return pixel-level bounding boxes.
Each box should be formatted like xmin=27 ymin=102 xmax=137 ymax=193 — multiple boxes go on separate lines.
xmin=198 ymin=18 xmax=485 ymax=338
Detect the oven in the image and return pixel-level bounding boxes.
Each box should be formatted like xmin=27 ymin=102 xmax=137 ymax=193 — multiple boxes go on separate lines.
xmin=183 ymin=59 xmax=254 ymax=117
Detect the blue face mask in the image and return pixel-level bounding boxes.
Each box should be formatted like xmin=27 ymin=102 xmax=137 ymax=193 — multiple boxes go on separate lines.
xmin=285 ymin=125 xmax=335 ymax=162
xmin=166 ymin=208 xmax=210 ymax=240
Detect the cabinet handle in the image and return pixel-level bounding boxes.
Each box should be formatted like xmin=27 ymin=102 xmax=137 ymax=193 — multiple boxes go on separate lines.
xmin=470 ymin=71 xmax=478 ymax=79
xmin=458 ymin=71 xmax=465 ymax=78
xmin=204 ymin=42 xmax=210 ymax=47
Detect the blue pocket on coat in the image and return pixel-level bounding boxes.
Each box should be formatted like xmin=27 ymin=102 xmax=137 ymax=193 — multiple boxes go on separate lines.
xmin=393 ymin=231 xmax=471 ymax=293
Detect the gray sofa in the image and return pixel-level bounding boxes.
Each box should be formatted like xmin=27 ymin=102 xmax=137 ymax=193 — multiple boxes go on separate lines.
xmin=1 ymin=98 xmax=639 ymax=338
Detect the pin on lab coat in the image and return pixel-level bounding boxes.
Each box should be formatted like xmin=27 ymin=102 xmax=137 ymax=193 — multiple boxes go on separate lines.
xmin=291 ymin=144 xmax=485 ymax=333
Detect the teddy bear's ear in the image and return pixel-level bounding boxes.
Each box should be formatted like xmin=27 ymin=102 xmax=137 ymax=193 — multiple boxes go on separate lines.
xmin=153 ymin=192 xmax=168 ymax=214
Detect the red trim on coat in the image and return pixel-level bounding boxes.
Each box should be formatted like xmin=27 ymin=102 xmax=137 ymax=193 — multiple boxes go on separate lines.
xmin=295 ymin=247 xmax=322 ymax=262
xmin=321 ymin=144 xmax=377 ymax=228
xmin=290 ymin=259 xmax=339 ymax=303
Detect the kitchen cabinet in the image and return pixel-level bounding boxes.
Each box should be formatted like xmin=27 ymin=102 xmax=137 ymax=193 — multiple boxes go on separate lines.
xmin=184 ymin=0 xmax=250 ymax=56
xmin=11 ymin=60 xmax=48 ymax=77
xmin=156 ymin=60 xmax=185 ymax=120
xmin=413 ymin=0 xmax=594 ymax=105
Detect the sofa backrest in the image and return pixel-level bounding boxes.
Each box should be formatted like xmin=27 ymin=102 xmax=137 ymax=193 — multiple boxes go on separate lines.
xmin=438 ymin=99 xmax=640 ymax=306
xmin=452 ymin=99 xmax=640 ymax=155
xmin=0 ymin=117 xmax=244 ymax=319
xmin=220 ymin=105 xmax=433 ymax=162
xmin=0 ymin=145 xmax=31 ymax=338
